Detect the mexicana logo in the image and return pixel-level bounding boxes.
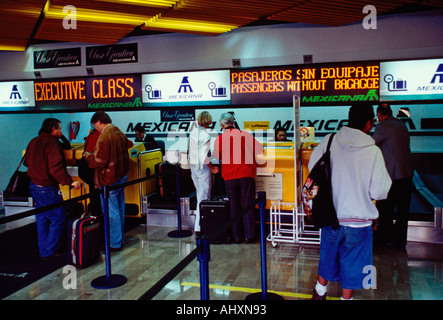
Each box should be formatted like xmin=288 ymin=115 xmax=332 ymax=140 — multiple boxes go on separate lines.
xmin=9 ymin=85 xmax=22 ymax=99
xmin=431 ymin=64 xmax=443 ymax=84
xmin=178 ymin=76 xmax=193 ymax=93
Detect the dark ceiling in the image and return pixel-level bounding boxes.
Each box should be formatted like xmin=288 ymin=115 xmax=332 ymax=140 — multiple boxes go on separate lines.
xmin=1 ymin=0 xmax=442 ymax=51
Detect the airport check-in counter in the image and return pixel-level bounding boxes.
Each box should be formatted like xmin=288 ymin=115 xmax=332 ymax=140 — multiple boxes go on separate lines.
xmin=70 ymin=142 xmax=163 ymax=218
xmin=256 ymin=141 xmax=317 ymax=210
xmin=2 ymin=142 xmax=163 ymax=228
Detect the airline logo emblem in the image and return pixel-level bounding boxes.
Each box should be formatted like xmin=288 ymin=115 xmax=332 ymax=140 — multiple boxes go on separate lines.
xmin=142 ymin=70 xmax=230 ymax=106
xmin=380 ymin=58 xmax=443 ymax=101
xmin=0 ymin=81 xmax=35 ymax=108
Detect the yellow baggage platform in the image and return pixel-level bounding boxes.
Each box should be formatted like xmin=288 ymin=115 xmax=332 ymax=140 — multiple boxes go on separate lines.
xmin=256 ymin=141 xmax=317 ymax=210
xmin=257 ymin=142 xmax=297 ymax=210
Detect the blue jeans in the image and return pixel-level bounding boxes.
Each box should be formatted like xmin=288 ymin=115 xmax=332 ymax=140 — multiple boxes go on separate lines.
xmin=100 ymin=175 xmax=126 ymax=248
xmin=29 ymin=183 xmax=66 ymax=258
xmin=319 ymin=225 xmax=373 ymax=289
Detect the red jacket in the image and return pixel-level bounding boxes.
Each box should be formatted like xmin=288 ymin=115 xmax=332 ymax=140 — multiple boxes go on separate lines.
xmin=213 ymin=128 xmax=263 ymax=181
xmin=25 ymin=133 xmax=73 ymax=187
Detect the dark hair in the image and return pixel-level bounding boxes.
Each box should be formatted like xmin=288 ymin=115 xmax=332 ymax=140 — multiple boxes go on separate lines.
xmin=348 ymin=103 xmax=375 ymax=130
xmin=134 ymin=124 xmax=145 ymax=133
xmin=40 ymin=118 xmax=61 ymax=134
xmin=377 ymin=102 xmax=393 ymax=116
xmin=274 ymin=127 xmax=287 ymax=138
xmin=274 ymin=127 xmax=287 ymax=134
xmin=91 ymin=111 xmax=112 ymax=124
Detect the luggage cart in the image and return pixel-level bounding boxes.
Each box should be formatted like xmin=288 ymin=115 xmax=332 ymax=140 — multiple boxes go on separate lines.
xmin=267 ymin=200 xmax=320 ymax=246
xmin=266 ymin=95 xmax=320 ymax=247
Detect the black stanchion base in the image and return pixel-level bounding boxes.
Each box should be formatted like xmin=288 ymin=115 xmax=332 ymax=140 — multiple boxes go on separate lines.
xmin=91 ymin=274 xmax=127 ymax=289
xmin=168 ymin=229 xmax=193 ymax=238
xmin=245 ymin=292 xmax=284 ymax=300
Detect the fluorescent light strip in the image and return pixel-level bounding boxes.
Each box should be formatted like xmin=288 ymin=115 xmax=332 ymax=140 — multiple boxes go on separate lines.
xmin=94 ymin=0 xmax=178 ymax=8
xmin=44 ymin=3 xmax=149 ymax=25
xmin=146 ymin=17 xmax=238 ymax=33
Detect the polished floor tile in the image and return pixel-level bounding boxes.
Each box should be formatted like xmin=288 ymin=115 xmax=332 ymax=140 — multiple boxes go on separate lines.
xmin=4 ymin=224 xmax=443 ymax=300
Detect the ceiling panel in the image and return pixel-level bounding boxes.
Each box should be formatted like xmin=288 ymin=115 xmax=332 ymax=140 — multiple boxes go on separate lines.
xmin=0 ymin=0 xmax=441 ymax=51
xmin=0 ymin=0 xmax=47 ymax=51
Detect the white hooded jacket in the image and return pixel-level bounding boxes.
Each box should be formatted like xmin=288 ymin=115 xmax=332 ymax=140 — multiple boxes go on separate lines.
xmin=308 ymin=126 xmax=392 ymax=227
xmin=188 ymin=124 xmax=212 ymax=170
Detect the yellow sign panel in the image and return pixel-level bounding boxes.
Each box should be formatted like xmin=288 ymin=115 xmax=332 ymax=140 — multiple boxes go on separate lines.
xmin=243 ymin=121 xmax=269 ymax=131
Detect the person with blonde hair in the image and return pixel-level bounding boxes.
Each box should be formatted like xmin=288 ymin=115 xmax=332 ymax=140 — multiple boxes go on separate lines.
xmin=188 ymin=111 xmax=220 ymax=232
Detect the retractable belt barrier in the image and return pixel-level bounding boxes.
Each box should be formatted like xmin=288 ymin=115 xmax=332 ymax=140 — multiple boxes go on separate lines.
xmin=0 ymin=174 xmax=154 ymax=226
xmin=0 ymin=168 xmax=280 ymax=300
xmin=138 ymin=191 xmax=283 ymax=301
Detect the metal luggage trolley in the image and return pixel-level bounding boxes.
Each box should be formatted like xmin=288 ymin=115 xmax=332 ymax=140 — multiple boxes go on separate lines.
xmin=265 ymin=95 xmax=320 ymax=247
xmin=267 ymin=201 xmax=320 ymax=247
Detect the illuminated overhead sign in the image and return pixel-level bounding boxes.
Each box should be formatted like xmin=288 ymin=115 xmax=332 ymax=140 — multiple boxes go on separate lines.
xmin=34 ymin=47 xmax=81 ymax=69
xmin=86 ymin=75 xmax=142 ymax=109
xmin=86 ymin=43 xmax=138 ymax=66
xmin=231 ymin=62 xmax=380 ymax=106
xmin=34 ymin=75 xmax=141 ymax=110
xmin=380 ymin=58 xmax=443 ymax=101
xmin=35 ymin=78 xmax=87 ymax=110
xmin=142 ymin=70 xmax=230 ymax=106
xmin=0 ymin=81 xmax=35 ymax=110
xmin=231 ymin=67 xmax=298 ymax=105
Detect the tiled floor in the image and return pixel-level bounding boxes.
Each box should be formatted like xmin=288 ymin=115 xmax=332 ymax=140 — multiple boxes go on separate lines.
xmin=4 ymin=224 xmax=443 ymax=300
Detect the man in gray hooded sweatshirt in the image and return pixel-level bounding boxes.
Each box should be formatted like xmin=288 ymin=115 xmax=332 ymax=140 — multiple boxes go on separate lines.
xmin=310 ymin=103 xmax=392 ymax=300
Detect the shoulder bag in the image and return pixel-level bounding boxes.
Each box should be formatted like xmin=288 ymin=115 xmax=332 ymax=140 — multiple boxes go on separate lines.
xmin=301 ymin=133 xmax=339 ymax=229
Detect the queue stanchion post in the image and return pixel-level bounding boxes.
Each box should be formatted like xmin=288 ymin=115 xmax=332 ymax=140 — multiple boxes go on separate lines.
xmin=168 ymin=164 xmax=192 ymax=238
xmin=91 ymin=185 xmax=127 ymax=289
xmin=197 ymin=236 xmax=211 ymax=300
xmin=245 ymin=192 xmax=284 ymax=300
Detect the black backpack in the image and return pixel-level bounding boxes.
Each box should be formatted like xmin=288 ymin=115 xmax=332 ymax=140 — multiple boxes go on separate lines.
xmin=301 ymin=133 xmax=339 ymax=229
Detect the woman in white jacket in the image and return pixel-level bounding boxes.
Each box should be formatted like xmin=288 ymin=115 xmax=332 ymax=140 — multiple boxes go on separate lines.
xmin=309 ymin=103 xmax=392 ymax=301
xmin=188 ymin=111 xmax=220 ymax=232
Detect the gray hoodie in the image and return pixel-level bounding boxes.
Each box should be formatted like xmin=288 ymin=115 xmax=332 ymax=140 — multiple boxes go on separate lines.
xmin=309 ymin=126 xmax=392 ymax=227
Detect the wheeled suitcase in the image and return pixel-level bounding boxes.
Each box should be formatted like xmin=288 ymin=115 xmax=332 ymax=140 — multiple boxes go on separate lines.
xmin=200 ymin=200 xmax=229 ymax=244
xmin=67 ymin=213 xmax=102 ymax=267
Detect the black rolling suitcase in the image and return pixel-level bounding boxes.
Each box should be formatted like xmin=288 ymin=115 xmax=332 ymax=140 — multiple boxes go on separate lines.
xmin=67 ymin=213 xmax=102 ymax=267
xmin=200 ymin=200 xmax=229 ymax=244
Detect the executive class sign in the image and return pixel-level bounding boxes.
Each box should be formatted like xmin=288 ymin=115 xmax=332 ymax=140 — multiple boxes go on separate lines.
xmin=34 ymin=75 xmax=141 ymax=111
xmin=230 ymin=61 xmax=380 ymax=106
xmin=34 ymin=78 xmax=87 ymax=110
xmin=86 ymin=75 xmax=142 ymax=109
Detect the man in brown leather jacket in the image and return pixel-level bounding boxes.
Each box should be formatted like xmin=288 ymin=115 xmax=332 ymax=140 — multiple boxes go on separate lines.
xmin=26 ymin=118 xmax=81 ymax=259
xmin=85 ymin=111 xmax=133 ymax=250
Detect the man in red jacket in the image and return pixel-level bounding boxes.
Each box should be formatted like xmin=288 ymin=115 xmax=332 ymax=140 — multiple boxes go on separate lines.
xmin=26 ymin=118 xmax=81 ymax=259
xmin=213 ymin=113 xmax=263 ymax=243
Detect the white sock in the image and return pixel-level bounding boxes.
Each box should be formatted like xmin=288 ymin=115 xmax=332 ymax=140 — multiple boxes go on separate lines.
xmin=315 ymin=281 xmax=327 ymax=296
xmin=341 ymin=296 xmax=353 ymax=300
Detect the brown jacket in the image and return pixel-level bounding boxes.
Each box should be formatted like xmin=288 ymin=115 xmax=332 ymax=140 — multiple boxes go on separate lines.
xmin=25 ymin=133 xmax=73 ymax=187
xmin=86 ymin=124 xmax=133 ymax=188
